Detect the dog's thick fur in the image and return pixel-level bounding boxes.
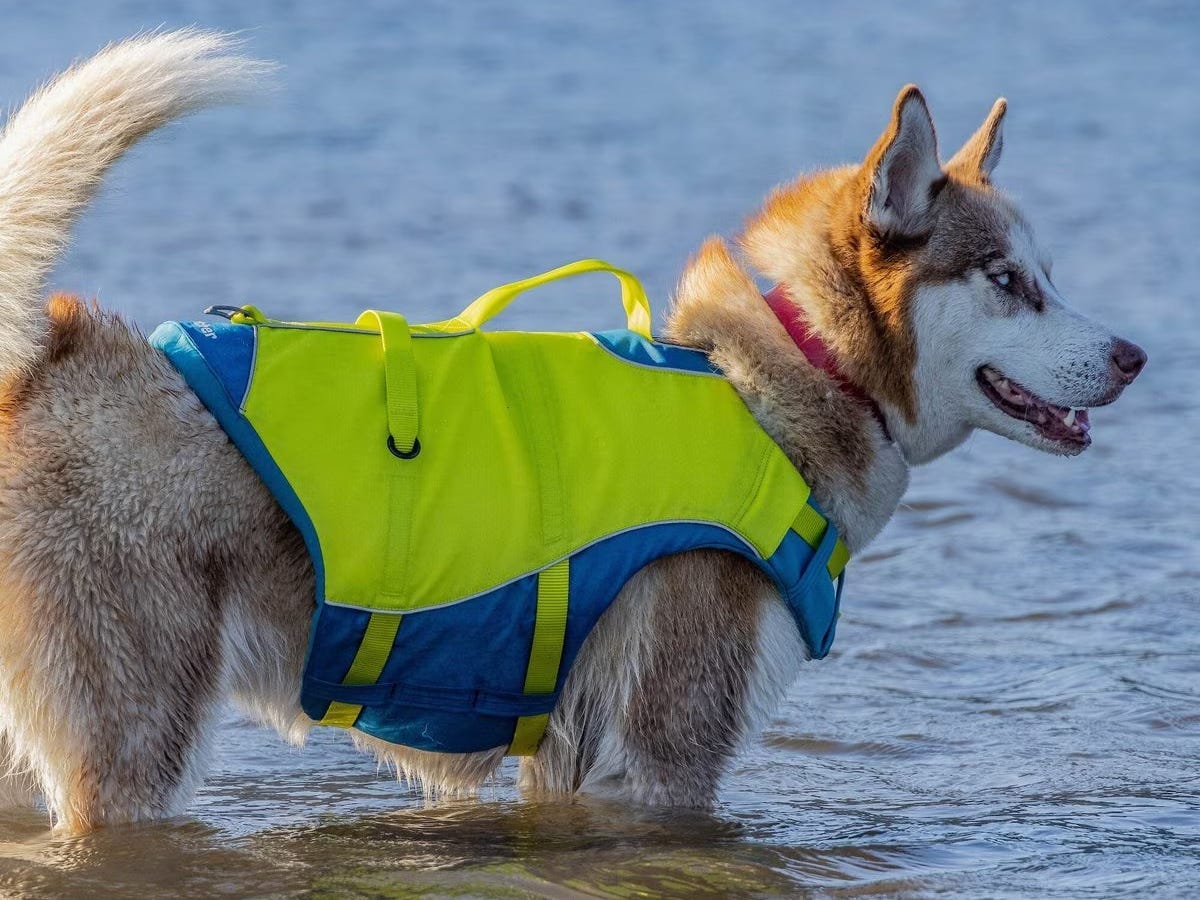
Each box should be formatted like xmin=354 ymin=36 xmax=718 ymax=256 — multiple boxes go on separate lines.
xmin=0 ymin=33 xmax=1144 ymax=833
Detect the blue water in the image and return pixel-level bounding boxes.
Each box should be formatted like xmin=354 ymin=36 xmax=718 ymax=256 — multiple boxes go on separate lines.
xmin=0 ymin=1 xmax=1196 ymax=896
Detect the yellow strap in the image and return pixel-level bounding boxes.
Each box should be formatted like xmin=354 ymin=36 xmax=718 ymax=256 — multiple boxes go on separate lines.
xmin=792 ymin=505 xmax=850 ymax=580
xmin=827 ymin=539 xmax=850 ymax=581
xmin=452 ymin=259 xmax=653 ymax=339
xmin=228 ymin=304 xmax=270 ymax=325
xmin=319 ymin=611 xmax=403 ymax=727
xmin=356 ymin=310 xmax=420 ymax=455
xmin=508 ymin=559 xmax=570 ymax=755
xmin=509 ymin=713 xmax=550 ymax=757
xmin=791 ymin=503 xmax=826 ymax=548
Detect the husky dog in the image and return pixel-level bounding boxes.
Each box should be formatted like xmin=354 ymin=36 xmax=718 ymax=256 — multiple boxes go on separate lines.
xmin=0 ymin=32 xmax=1144 ymax=833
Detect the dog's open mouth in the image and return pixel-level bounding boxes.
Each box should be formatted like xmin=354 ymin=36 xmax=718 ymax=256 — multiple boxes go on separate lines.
xmin=976 ymin=365 xmax=1091 ymax=449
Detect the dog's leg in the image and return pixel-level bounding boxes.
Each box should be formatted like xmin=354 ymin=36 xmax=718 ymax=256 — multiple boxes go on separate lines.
xmin=0 ymin=731 xmax=38 ymax=808
xmin=0 ymin=567 xmax=229 ymax=833
xmin=521 ymin=550 xmax=801 ymax=807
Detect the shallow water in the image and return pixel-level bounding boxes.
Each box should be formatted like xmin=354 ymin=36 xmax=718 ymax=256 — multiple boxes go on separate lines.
xmin=0 ymin=1 xmax=1198 ymax=896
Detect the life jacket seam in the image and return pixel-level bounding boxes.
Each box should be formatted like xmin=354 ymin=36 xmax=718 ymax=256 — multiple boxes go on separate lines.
xmin=344 ymin=518 xmax=773 ymax=615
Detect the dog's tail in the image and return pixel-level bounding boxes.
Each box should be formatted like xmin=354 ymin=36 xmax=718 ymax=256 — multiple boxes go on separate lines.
xmin=0 ymin=29 xmax=272 ymax=377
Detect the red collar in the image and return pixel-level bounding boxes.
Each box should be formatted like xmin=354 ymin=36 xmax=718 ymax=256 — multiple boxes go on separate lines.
xmin=763 ymin=285 xmax=892 ymax=442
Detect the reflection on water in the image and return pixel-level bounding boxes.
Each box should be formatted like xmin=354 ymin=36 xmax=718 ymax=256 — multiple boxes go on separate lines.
xmin=0 ymin=799 xmax=1040 ymax=897
xmin=0 ymin=0 xmax=1197 ymax=896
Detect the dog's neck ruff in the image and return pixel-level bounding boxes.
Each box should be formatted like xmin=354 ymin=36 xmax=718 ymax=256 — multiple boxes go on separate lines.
xmin=763 ymin=286 xmax=892 ymax=442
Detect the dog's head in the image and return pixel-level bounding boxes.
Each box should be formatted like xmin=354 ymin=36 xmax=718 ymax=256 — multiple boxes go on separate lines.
xmin=742 ymin=86 xmax=1145 ymax=464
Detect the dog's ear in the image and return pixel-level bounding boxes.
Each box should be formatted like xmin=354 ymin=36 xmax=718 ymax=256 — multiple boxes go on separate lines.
xmin=863 ymin=85 xmax=943 ymax=241
xmin=947 ymin=98 xmax=1007 ymax=182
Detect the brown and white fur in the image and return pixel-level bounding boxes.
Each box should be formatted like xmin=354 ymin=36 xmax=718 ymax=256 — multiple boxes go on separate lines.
xmin=0 ymin=33 xmax=1144 ymax=833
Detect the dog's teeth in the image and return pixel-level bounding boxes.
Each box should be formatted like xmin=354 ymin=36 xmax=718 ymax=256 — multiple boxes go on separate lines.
xmin=1063 ymin=408 xmax=1076 ymax=426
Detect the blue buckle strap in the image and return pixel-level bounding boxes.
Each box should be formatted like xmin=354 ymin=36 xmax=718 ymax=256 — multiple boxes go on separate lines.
xmin=303 ymin=677 xmax=561 ymax=718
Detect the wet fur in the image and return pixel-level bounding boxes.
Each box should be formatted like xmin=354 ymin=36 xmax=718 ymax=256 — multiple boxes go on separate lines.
xmin=0 ymin=36 xmax=1140 ymax=832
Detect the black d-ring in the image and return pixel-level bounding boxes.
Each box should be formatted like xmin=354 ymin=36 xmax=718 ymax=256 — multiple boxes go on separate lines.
xmin=204 ymin=304 xmax=247 ymax=320
xmin=387 ymin=435 xmax=421 ymax=459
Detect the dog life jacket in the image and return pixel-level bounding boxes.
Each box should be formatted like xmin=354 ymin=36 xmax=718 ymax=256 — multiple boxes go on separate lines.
xmin=149 ymin=260 xmax=850 ymax=756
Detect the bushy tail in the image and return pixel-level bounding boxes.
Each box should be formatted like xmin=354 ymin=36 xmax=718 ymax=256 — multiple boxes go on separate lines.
xmin=0 ymin=29 xmax=272 ymax=376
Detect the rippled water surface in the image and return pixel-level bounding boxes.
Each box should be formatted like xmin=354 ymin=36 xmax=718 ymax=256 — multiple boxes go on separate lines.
xmin=0 ymin=1 xmax=1197 ymax=896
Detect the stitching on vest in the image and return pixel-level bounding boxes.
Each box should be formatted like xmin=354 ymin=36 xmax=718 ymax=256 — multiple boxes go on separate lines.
xmin=238 ymin=326 xmax=258 ymax=414
xmin=258 ymin=321 xmax=477 ymax=338
xmin=528 ymin=345 xmax=567 ymax=549
xmin=732 ymin=442 xmax=775 ymax=533
xmin=361 ymin=519 xmax=769 ymax=615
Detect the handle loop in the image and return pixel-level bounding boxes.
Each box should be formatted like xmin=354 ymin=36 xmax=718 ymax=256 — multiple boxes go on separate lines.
xmin=204 ymin=304 xmax=271 ymax=325
xmin=452 ymin=259 xmax=653 ymax=339
xmin=356 ymin=310 xmax=420 ymax=458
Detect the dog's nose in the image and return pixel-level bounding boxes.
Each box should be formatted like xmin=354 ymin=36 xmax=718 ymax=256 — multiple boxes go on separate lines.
xmin=1110 ymin=338 xmax=1147 ymax=383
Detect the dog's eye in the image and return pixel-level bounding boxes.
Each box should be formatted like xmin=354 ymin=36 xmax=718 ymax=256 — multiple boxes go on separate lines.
xmin=989 ymin=270 xmax=1014 ymax=289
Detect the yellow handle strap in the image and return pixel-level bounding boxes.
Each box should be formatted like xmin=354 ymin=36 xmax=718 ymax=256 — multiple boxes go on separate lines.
xmin=508 ymin=559 xmax=570 ymax=755
xmin=452 ymin=259 xmax=653 ymax=339
xmin=227 ymin=304 xmax=271 ymax=325
xmin=356 ymin=310 xmax=420 ymax=457
xmin=320 ymin=611 xmax=403 ymax=727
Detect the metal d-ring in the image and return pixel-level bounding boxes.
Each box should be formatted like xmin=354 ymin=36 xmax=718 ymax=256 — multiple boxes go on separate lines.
xmin=387 ymin=435 xmax=421 ymax=459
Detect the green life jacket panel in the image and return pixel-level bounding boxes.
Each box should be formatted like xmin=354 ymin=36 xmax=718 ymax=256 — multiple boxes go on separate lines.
xmin=149 ymin=260 xmax=849 ymax=755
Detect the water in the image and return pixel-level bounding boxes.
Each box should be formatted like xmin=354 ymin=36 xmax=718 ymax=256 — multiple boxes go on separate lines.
xmin=0 ymin=1 xmax=1197 ymax=896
